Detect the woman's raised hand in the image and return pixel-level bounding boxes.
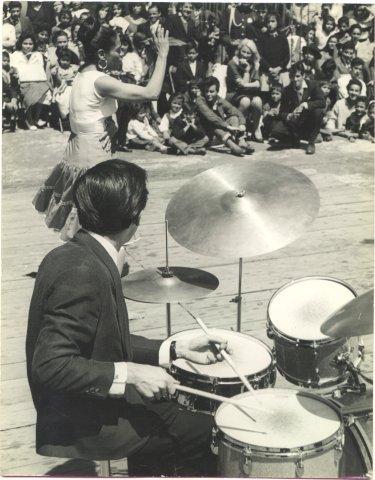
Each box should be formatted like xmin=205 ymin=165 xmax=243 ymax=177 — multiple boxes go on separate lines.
xmin=153 ymin=28 xmax=169 ymax=59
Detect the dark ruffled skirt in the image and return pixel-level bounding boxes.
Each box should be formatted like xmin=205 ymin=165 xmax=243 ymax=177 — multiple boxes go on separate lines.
xmin=33 ymin=161 xmax=84 ymax=241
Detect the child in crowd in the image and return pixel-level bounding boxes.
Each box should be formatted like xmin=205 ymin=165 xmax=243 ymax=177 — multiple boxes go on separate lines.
xmin=196 ymin=76 xmax=253 ymax=156
xmin=319 ymin=80 xmax=333 ymax=140
xmin=51 ymin=49 xmax=78 ymax=119
xmin=2 ymin=50 xmax=19 ymax=131
xmin=48 ymin=30 xmax=80 ymax=70
xmin=261 ymin=84 xmax=282 ymax=139
xmin=169 ymin=108 xmax=209 ymax=155
xmin=337 ymin=58 xmax=367 ymax=98
xmin=52 ymin=8 xmax=73 ymax=42
xmin=127 ymin=105 xmax=168 ymax=153
xmin=173 ymin=43 xmax=206 ymax=94
xmin=338 ymin=96 xmax=368 ymax=141
xmin=336 ymin=16 xmax=351 ymax=44
xmin=323 ymin=79 xmax=362 ymax=135
xmin=159 ymin=93 xmax=184 ymax=140
xmin=359 ymin=101 xmax=374 ymax=142
xmin=334 ymin=41 xmax=356 ymax=79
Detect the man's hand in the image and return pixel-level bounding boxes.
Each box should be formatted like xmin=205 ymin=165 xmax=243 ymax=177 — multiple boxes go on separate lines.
xmin=175 ymin=334 xmax=232 ymax=365
xmin=227 ymin=125 xmax=240 ymax=132
xmin=127 ymin=363 xmax=178 ymax=400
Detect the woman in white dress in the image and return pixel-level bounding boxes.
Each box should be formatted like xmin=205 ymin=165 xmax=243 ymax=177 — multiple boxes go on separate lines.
xmin=33 ymin=16 xmax=169 ymax=240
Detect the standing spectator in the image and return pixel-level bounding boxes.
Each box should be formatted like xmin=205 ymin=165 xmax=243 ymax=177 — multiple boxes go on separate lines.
xmin=196 ymin=76 xmax=253 ymax=156
xmin=226 ymin=39 xmax=262 ymax=140
xmin=270 ymin=64 xmax=325 ymax=154
xmin=165 ymin=2 xmax=202 ymax=65
xmin=258 ymin=13 xmax=290 ymax=91
xmin=26 ymin=1 xmax=54 ymax=34
xmin=124 ymin=3 xmax=147 ymax=31
xmin=290 ymin=3 xmax=321 ymax=32
xmin=173 ymin=43 xmax=206 ymax=94
xmin=10 ymin=33 xmax=51 ymax=130
xmin=109 ymin=3 xmax=135 ymax=35
xmin=4 ymin=1 xmax=34 ymax=43
xmin=337 ymin=58 xmax=367 ymax=98
xmin=220 ymin=3 xmax=257 ymax=56
xmin=138 ymin=4 xmax=165 ymax=39
xmin=52 ymin=8 xmax=73 ymax=42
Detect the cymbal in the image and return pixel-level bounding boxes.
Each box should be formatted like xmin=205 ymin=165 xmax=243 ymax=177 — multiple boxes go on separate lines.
xmin=321 ymin=289 xmax=374 ymax=337
xmin=122 ymin=266 xmax=219 ymax=303
xmin=166 ymin=162 xmax=320 ymax=258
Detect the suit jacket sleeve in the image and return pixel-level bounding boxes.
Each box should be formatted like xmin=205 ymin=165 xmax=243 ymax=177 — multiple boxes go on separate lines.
xmin=130 ymin=335 xmax=163 ymax=365
xmin=31 ymin=265 xmax=114 ymax=399
xmin=196 ymin=96 xmax=228 ymax=130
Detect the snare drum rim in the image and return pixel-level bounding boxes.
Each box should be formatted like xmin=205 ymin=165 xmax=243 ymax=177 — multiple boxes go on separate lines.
xmin=169 ymin=329 xmax=274 ymax=384
xmin=215 ymin=389 xmax=344 ymax=456
xmin=267 ymin=276 xmax=357 ymax=345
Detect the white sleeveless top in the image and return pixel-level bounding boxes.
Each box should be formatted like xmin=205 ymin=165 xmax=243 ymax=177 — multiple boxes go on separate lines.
xmin=69 ymin=70 xmax=118 ymax=135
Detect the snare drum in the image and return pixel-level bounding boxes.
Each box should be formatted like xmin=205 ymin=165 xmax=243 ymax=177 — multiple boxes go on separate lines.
xmin=267 ymin=277 xmax=357 ymax=388
xmin=169 ymin=328 xmax=276 ymax=414
xmin=214 ymin=389 xmax=345 ymax=478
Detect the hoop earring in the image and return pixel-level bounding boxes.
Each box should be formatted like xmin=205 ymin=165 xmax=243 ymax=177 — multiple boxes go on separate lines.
xmin=97 ymin=58 xmax=108 ymax=71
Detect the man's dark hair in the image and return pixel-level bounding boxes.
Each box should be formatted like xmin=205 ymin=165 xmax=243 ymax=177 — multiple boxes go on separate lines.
xmin=355 ymin=95 xmax=367 ymax=106
xmin=351 ymin=57 xmax=365 ymax=68
xmin=52 ymin=29 xmax=68 ymax=45
xmin=8 ymin=1 xmax=22 ymax=11
xmin=338 ymin=16 xmax=349 ymax=27
xmin=289 ymin=63 xmax=305 ymax=77
xmin=73 ymin=159 xmax=148 ymax=235
xmin=204 ymin=76 xmax=220 ymax=92
xmin=341 ymin=40 xmax=355 ymax=51
xmin=347 ymin=78 xmax=363 ymax=91
xmin=350 ymin=23 xmax=362 ymax=34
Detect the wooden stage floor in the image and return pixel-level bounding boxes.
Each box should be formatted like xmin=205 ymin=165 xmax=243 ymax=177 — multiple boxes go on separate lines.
xmin=1 ymin=129 xmax=374 ymax=476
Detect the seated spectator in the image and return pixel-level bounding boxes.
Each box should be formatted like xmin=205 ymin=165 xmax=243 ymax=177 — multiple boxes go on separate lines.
xmin=359 ymin=100 xmax=374 ymax=142
xmin=34 ymin=24 xmax=50 ymax=47
xmin=294 ymin=45 xmax=322 ymax=81
xmin=258 ymin=13 xmax=290 ymax=91
xmin=10 ymin=32 xmax=51 ymax=130
xmin=47 ymin=30 xmax=80 ymax=70
xmin=347 ymin=4 xmax=374 ymax=41
xmin=127 ymin=105 xmax=167 ymax=153
xmin=319 ymin=80 xmax=333 ymax=140
xmin=336 ymin=16 xmax=351 ymax=45
xmin=138 ymin=4 xmax=165 ymax=39
xmin=3 ymin=1 xmax=34 ymax=44
xmin=51 ymin=49 xmax=78 ymax=119
xmin=304 ymin=26 xmax=318 ymax=48
xmin=226 ymin=39 xmax=262 ymax=140
xmin=159 ymin=93 xmax=184 ymax=140
xmin=124 ymin=3 xmax=147 ymax=30
xmin=2 ymin=50 xmax=19 ymax=131
xmin=3 ymin=12 xmax=17 ymax=52
xmin=350 ymin=24 xmax=374 ymax=64
xmin=338 ymin=58 xmax=367 ymax=98
xmin=183 ymin=78 xmax=204 ymax=109
xmin=323 ymin=78 xmax=362 ymax=134
xmin=338 ymin=95 xmax=368 ymax=141
xmin=270 ymin=64 xmax=325 ymax=154
xmin=315 ymin=15 xmax=337 ymax=50
xmin=169 ymin=107 xmax=209 ymax=155
xmin=318 ymin=34 xmax=339 ymax=68
xmin=173 ymin=43 xmax=206 ymax=94
xmin=51 ymin=8 xmax=73 ymax=42
xmin=195 ymin=76 xmax=254 ymax=156
xmin=334 ymin=41 xmax=356 ymax=79
xmin=261 ymin=84 xmax=282 ymax=139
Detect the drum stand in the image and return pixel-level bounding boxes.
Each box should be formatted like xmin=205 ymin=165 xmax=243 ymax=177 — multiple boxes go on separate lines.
xmin=231 ymin=258 xmax=243 ymax=332
xmin=163 ymin=220 xmax=173 ymax=336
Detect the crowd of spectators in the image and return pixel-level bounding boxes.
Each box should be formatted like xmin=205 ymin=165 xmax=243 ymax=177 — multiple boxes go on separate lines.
xmin=3 ymin=1 xmax=374 ymax=155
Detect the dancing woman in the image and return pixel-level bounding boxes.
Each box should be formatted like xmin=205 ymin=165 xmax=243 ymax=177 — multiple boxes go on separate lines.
xmin=33 ymin=16 xmax=169 ymax=240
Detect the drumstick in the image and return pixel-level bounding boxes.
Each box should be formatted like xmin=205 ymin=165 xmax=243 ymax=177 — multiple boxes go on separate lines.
xmin=176 ymin=385 xmax=267 ymax=421
xmin=178 ymin=303 xmax=257 ymax=395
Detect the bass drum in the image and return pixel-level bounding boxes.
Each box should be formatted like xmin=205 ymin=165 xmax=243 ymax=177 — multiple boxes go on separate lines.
xmin=342 ymin=414 xmax=373 ymax=477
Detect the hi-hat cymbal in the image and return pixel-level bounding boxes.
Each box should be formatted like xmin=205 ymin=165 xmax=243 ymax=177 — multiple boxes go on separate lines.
xmin=321 ymin=289 xmax=374 ymax=337
xmin=166 ymin=162 xmax=320 ymax=258
xmin=121 ymin=267 xmax=219 ymax=303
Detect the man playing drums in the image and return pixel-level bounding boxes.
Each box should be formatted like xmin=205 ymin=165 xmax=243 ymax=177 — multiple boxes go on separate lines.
xmin=26 ymin=159 xmax=230 ymax=476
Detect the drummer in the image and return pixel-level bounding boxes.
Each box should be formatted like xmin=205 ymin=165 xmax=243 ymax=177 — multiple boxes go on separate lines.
xmin=26 ymin=159 xmax=231 ymax=477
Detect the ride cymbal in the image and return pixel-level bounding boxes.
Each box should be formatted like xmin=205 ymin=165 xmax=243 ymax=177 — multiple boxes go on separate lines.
xmin=321 ymin=289 xmax=374 ymax=337
xmin=166 ymin=162 xmax=320 ymax=258
xmin=122 ymin=266 xmax=219 ymax=303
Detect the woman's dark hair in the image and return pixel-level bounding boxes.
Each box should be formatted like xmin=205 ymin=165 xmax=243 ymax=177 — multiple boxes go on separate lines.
xmin=57 ymin=48 xmax=73 ymax=63
xmin=8 ymin=1 xmax=21 ymax=11
xmin=350 ymin=23 xmax=362 ymax=34
xmin=78 ymin=16 xmax=118 ymax=65
xmin=16 ymin=32 xmax=35 ymax=51
xmin=323 ymin=15 xmax=336 ymax=30
xmin=322 ymin=34 xmax=338 ymax=52
xmin=289 ymin=63 xmax=305 ymax=77
xmin=58 ymin=7 xmax=72 ymax=21
xmin=52 ymin=29 xmax=68 ymax=45
xmin=35 ymin=23 xmax=51 ymax=35
xmin=338 ymin=16 xmax=349 ymax=28
xmin=110 ymin=2 xmax=124 ymax=16
xmin=169 ymin=93 xmax=184 ymax=105
xmin=266 ymin=13 xmax=280 ymax=27
xmin=73 ymin=159 xmax=148 ymax=235
xmin=341 ymin=40 xmax=356 ymax=51
xmin=347 ymin=78 xmax=363 ymax=91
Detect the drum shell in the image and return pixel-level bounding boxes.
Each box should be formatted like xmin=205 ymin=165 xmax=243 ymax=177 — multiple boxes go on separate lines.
xmin=270 ymin=331 xmax=350 ymax=387
xmin=341 ymin=413 xmax=373 ymax=476
xmin=171 ymin=363 xmax=276 ymax=414
xmin=217 ymin=436 xmax=342 ymax=478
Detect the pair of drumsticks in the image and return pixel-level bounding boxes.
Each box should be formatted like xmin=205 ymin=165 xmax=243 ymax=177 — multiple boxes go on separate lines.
xmin=176 ymin=303 xmax=267 ymax=421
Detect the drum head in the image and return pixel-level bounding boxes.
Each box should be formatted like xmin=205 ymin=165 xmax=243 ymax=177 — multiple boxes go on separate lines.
xmin=268 ymin=277 xmax=356 ymax=341
xmin=215 ymin=389 xmax=341 ymax=450
xmin=170 ymin=328 xmax=272 ymax=378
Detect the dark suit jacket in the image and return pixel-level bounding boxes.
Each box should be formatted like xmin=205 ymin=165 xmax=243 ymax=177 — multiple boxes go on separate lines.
xmin=26 ymin=230 xmax=166 ymax=460
xmin=173 ymin=60 xmax=206 ymax=93
xmin=137 ymin=18 xmax=166 ymax=38
xmin=165 ymin=14 xmax=201 ymax=44
xmin=279 ymin=79 xmax=325 ymax=121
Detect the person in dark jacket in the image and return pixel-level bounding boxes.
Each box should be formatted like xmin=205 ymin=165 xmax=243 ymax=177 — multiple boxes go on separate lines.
xmin=26 ymin=159 xmax=230 ymax=476
xmin=3 ymin=1 xmax=34 ymax=42
xmin=137 ymin=4 xmax=166 ymax=39
xmin=173 ymin=43 xmax=206 ymax=94
xmin=270 ymin=64 xmax=325 ymax=154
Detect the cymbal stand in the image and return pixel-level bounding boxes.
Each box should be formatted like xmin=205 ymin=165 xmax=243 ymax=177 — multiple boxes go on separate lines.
xmin=163 ymin=220 xmax=173 ymax=336
xmin=231 ymin=258 xmax=243 ymax=332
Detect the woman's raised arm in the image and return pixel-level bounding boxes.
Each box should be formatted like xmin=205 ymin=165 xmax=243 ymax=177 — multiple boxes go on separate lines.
xmin=95 ymin=28 xmax=169 ymax=101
